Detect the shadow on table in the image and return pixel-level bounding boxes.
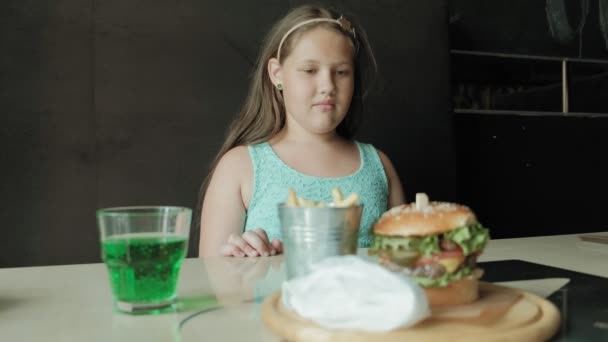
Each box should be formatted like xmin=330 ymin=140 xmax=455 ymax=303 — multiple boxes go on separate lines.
xmin=0 ymin=297 xmax=23 ymax=311
xmin=175 ymin=294 xmax=219 ymax=313
xmin=480 ymin=259 xmax=608 ymax=341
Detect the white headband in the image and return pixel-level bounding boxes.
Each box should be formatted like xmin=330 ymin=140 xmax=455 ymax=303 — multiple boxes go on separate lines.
xmin=276 ymin=16 xmax=357 ymax=61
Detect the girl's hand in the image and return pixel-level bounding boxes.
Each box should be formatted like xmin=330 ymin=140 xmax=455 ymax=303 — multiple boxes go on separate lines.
xmin=220 ymin=228 xmax=283 ymax=257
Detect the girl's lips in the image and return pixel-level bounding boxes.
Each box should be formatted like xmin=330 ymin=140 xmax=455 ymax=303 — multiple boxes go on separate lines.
xmin=314 ymin=99 xmax=336 ymax=110
xmin=314 ymin=104 xmax=336 ymax=111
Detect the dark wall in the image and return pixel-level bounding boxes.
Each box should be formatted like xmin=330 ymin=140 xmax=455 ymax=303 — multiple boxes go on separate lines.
xmin=449 ymin=0 xmax=608 ymax=238
xmin=1 ymin=1 xmax=98 ymax=267
xmin=1 ymin=1 xmax=454 ymax=267
xmin=449 ymin=0 xmax=608 ymax=59
xmin=456 ymin=113 xmax=608 ymax=238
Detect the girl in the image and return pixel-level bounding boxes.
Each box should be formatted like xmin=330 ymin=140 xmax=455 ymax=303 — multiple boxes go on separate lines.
xmin=198 ymin=5 xmax=405 ymax=257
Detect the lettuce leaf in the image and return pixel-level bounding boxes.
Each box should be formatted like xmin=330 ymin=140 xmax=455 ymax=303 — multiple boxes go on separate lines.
xmin=443 ymin=223 xmax=490 ymax=256
xmin=370 ymin=223 xmax=490 ymax=259
xmin=371 ymin=234 xmax=440 ymax=256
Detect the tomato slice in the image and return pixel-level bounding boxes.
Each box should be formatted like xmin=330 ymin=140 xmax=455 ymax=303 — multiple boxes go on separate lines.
xmin=438 ymin=249 xmax=464 ymax=259
xmin=414 ymin=255 xmax=438 ymax=266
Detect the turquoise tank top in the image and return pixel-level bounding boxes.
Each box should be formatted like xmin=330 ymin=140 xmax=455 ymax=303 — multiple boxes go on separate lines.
xmin=244 ymin=141 xmax=389 ymax=247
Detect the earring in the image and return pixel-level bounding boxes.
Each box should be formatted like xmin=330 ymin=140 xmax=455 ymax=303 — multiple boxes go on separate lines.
xmin=276 ymin=83 xmax=283 ymax=90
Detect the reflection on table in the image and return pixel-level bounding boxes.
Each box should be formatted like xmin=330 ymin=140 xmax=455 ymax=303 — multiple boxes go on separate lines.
xmin=0 ymin=232 xmax=606 ymax=341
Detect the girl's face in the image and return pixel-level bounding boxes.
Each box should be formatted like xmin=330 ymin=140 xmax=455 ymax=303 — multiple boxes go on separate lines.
xmin=269 ymin=27 xmax=355 ymax=137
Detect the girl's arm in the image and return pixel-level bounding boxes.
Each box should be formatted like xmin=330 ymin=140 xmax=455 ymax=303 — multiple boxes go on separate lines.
xmin=377 ymin=150 xmax=406 ymax=208
xmin=198 ymin=146 xmax=280 ymax=257
xmin=199 ymin=147 xmax=248 ymax=257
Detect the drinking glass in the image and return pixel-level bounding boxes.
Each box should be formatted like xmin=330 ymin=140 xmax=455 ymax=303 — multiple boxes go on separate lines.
xmin=97 ymin=206 xmax=191 ymax=314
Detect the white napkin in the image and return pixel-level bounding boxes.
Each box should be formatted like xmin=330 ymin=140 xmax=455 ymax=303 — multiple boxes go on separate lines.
xmin=281 ymin=255 xmax=430 ymax=332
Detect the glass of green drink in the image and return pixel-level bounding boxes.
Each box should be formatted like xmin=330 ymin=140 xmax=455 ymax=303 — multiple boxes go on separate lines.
xmin=97 ymin=206 xmax=191 ymax=314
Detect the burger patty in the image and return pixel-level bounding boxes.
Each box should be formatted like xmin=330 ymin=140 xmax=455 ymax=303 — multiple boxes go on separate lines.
xmin=440 ymin=237 xmax=458 ymax=251
xmin=463 ymin=254 xmax=478 ymax=269
xmin=379 ymin=249 xmax=479 ymax=279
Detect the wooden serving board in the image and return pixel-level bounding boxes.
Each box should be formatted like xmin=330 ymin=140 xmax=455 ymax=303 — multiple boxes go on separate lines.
xmin=261 ymin=282 xmax=561 ymax=342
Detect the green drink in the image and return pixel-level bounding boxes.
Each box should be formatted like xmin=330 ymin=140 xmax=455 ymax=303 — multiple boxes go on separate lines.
xmin=102 ymin=233 xmax=188 ymax=308
xmin=97 ymin=206 xmax=192 ymax=314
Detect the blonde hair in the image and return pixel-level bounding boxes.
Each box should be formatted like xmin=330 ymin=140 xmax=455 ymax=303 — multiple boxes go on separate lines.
xmin=196 ymin=5 xmax=377 ymax=220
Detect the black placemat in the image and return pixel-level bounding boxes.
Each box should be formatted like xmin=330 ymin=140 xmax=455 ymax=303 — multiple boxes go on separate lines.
xmin=479 ymin=260 xmax=608 ymax=341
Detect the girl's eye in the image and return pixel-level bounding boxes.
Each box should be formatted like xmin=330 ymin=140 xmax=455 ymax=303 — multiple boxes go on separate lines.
xmin=337 ymin=70 xmax=351 ymax=76
xmin=301 ymin=69 xmax=315 ymax=74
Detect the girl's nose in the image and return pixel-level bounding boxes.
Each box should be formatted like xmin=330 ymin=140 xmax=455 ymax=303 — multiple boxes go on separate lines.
xmin=319 ymin=71 xmax=336 ymax=95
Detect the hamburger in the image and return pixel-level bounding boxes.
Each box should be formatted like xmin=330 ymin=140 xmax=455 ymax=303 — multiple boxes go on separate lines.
xmin=369 ymin=193 xmax=490 ymax=306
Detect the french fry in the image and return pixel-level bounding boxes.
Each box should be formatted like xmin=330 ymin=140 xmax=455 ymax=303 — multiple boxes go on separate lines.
xmin=297 ymin=197 xmax=317 ymax=207
xmin=285 ymin=187 xmax=359 ymax=208
xmin=415 ymin=192 xmax=429 ymax=210
xmin=286 ymin=188 xmax=298 ymax=207
xmin=331 ymin=188 xmax=344 ymax=203
xmin=336 ymin=193 xmax=360 ymax=208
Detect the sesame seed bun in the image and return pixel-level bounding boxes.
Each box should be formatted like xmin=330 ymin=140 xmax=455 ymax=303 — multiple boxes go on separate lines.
xmin=373 ymin=202 xmax=478 ymax=237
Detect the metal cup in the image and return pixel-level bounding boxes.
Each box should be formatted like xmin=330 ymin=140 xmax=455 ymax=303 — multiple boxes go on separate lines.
xmin=278 ymin=204 xmax=363 ymax=279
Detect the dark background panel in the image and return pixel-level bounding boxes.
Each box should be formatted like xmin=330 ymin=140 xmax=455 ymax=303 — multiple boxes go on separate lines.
xmin=0 ymin=0 xmax=455 ymax=266
xmin=448 ymin=0 xmax=608 ymax=59
xmin=0 ymin=1 xmax=96 ymax=267
xmin=455 ymin=113 xmax=608 ymax=238
xmin=451 ymin=53 xmax=608 ymax=115
xmin=569 ymin=61 xmax=608 ymax=113
xmin=451 ymin=54 xmax=565 ymax=112
xmin=449 ymin=0 xmax=608 ymax=239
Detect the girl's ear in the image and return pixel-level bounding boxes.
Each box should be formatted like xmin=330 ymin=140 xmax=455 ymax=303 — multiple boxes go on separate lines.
xmin=267 ymin=57 xmax=282 ymax=86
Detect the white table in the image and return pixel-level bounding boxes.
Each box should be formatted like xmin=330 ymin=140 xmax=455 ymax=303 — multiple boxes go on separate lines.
xmin=1 ymin=232 xmax=606 ymax=341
